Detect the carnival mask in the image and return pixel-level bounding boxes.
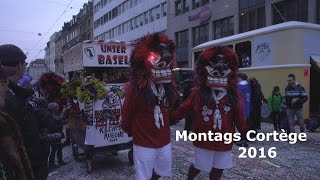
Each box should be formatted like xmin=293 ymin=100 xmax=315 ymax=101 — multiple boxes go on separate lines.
xmin=205 ymin=54 xmax=231 ymax=87
xmin=146 ymin=43 xmax=173 ymax=83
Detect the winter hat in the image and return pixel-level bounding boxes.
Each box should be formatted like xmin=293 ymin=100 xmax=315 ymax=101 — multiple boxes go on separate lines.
xmin=0 ymin=44 xmax=27 ymax=66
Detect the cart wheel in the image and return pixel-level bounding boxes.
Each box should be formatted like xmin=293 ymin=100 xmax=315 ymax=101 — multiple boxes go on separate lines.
xmin=72 ymin=143 xmax=79 ymax=160
xmin=86 ymin=159 xmax=92 ymax=173
xmin=128 ymin=149 xmax=134 ymax=166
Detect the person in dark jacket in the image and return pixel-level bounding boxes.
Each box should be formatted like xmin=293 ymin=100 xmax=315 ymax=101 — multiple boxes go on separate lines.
xmin=248 ymin=78 xmax=265 ymax=131
xmin=285 ymin=74 xmax=308 ymax=133
xmin=0 ymin=65 xmax=35 ymax=180
xmin=0 ymin=44 xmax=52 ymax=180
xmin=267 ymin=86 xmax=282 ymax=131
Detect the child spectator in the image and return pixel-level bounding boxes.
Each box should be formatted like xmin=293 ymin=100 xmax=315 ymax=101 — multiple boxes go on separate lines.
xmin=47 ymin=102 xmax=67 ymax=168
xmin=280 ymin=98 xmax=289 ymax=133
xmin=267 ymin=86 xmax=282 ymax=131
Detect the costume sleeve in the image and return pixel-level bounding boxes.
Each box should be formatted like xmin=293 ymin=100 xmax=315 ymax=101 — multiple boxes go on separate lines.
xmin=171 ymin=91 xmax=196 ymax=122
xmin=120 ymin=87 xmax=135 ymax=135
xmin=234 ymin=91 xmax=248 ymax=134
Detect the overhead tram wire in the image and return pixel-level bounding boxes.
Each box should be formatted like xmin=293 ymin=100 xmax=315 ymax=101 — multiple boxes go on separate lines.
xmin=27 ymin=0 xmax=74 ymax=60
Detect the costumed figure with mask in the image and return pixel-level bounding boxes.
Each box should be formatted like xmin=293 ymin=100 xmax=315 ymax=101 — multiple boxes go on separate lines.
xmin=120 ymin=33 xmax=179 ymax=180
xmin=172 ymin=47 xmax=248 ymax=180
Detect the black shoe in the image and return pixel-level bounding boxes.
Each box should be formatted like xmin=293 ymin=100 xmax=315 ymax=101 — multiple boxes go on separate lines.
xmin=58 ymin=160 xmax=67 ymax=165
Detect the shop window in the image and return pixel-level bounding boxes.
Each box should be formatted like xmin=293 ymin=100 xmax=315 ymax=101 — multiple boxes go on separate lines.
xmin=235 ymin=41 xmax=251 ymax=68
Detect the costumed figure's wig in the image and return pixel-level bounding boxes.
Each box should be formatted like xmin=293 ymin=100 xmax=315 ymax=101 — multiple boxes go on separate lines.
xmin=195 ymin=46 xmax=240 ymax=107
xmin=128 ymin=33 xmax=178 ymax=107
xmin=38 ymin=72 xmax=65 ymax=104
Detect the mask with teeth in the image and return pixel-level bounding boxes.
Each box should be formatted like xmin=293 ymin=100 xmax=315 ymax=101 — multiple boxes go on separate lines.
xmin=196 ymin=47 xmax=239 ymax=89
xmin=130 ymin=33 xmax=176 ymax=85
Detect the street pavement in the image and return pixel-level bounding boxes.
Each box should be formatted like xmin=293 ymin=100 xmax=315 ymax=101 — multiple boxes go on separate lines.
xmin=48 ymin=121 xmax=320 ymax=180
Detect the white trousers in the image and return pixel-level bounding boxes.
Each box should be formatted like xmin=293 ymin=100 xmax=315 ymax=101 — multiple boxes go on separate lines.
xmin=194 ymin=147 xmax=233 ymax=172
xmin=133 ymin=143 xmax=172 ymax=180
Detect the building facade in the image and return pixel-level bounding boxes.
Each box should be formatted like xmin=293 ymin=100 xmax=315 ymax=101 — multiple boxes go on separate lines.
xmin=61 ymin=1 xmax=93 ymax=79
xmin=27 ymin=59 xmax=48 ymax=80
xmin=168 ymin=0 xmax=320 ymax=68
xmin=93 ymin=0 xmax=168 ymax=41
xmin=54 ymin=31 xmax=65 ymax=78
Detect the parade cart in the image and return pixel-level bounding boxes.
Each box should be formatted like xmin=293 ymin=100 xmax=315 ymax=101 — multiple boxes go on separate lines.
xmin=68 ymin=40 xmax=133 ymax=173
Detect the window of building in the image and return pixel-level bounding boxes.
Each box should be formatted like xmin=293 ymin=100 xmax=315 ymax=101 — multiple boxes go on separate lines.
xmin=130 ymin=19 xmax=134 ymax=30
xmin=130 ymin=0 xmax=133 ymax=8
xmin=155 ymin=6 xmax=161 ymax=19
xmin=213 ymin=16 xmax=234 ymax=40
xmin=134 ymin=16 xmax=139 ymax=28
xmin=150 ymin=8 xmax=156 ymax=22
xmin=239 ymin=0 xmax=265 ymax=11
xmin=117 ymin=25 xmax=121 ymax=36
xmin=192 ymin=23 xmax=209 ymax=47
xmin=175 ymin=0 xmax=182 ymax=16
xmin=122 ymin=1 xmax=126 ymax=13
xmin=161 ymin=2 xmax=167 ymax=17
xmin=235 ymin=41 xmax=252 ymax=68
xmin=239 ymin=6 xmax=265 ymax=33
xmin=175 ymin=29 xmax=189 ymax=66
xmin=192 ymin=0 xmax=200 ymax=9
xmin=140 ymin=14 xmax=144 ymax=26
xmin=144 ymin=11 xmax=149 ymax=24
xmin=272 ymin=0 xmax=308 ymax=25
xmin=182 ymin=0 xmax=190 ymax=13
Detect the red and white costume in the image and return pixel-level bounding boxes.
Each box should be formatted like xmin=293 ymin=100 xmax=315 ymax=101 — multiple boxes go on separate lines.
xmin=121 ymin=33 xmax=178 ymax=180
xmin=172 ymin=47 xmax=248 ymax=180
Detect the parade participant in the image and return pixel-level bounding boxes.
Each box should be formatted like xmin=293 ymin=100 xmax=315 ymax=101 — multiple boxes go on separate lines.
xmin=0 ymin=44 xmax=50 ymax=179
xmin=0 ymin=64 xmax=35 ymax=180
xmin=171 ymin=47 xmax=248 ymax=180
xmin=38 ymin=72 xmax=65 ymax=107
xmin=121 ymin=33 xmax=179 ymax=180
xmin=285 ymin=74 xmax=308 ymax=133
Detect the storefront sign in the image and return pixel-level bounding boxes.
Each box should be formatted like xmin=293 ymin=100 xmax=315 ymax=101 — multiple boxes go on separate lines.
xmin=83 ymin=41 xmax=133 ymax=67
xmin=188 ymin=6 xmax=212 ymax=24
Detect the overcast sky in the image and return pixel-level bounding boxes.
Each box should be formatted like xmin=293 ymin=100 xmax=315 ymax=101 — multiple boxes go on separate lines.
xmin=0 ymin=0 xmax=89 ymax=63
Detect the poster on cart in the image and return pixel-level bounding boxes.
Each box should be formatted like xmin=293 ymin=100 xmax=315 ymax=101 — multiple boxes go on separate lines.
xmin=93 ymin=84 xmax=131 ymax=147
xmin=82 ymin=40 xmax=133 ymax=67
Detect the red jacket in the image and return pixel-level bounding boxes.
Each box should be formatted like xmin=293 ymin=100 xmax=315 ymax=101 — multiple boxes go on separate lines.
xmin=120 ymin=87 xmax=171 ymax=148
xmin=172 ymin=89 xmax=247 ymax=151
